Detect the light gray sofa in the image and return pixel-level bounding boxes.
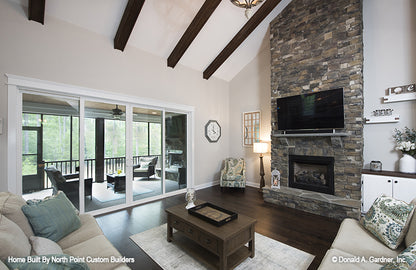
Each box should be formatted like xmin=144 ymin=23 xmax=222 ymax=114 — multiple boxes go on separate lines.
xmin=319 ymin=201 xmax=416 ymax=269
xmin=0 ymin=192 xmax=130 ymax=270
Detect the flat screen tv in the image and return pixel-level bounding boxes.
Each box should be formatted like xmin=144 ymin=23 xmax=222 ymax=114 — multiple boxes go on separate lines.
xmin=276 ymin=88 xmax=344 ymax=131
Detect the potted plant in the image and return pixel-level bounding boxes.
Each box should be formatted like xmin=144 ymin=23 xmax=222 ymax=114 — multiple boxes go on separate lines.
xmin=393 ymin=127 xmax=416 ymax=173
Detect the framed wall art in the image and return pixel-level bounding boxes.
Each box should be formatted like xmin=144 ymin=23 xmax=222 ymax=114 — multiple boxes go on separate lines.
xmin=243 ymin=111 xmax=260 ymax=147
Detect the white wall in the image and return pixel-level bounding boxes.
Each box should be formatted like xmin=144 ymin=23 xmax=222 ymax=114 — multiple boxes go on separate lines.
xmin=363 ymin=0 xmax=416 ymax=170
xmin=0 ymin=0 xmax=230 ymax=191
xmin=229 ymin=38 xmax=272 ymax=187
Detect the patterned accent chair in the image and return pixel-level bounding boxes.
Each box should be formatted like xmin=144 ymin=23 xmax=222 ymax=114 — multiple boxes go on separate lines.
xmin=220 ymin=158 xmax=246 ymax=190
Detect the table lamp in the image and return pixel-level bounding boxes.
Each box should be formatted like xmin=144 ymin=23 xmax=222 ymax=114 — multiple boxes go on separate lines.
xmin=253 ymin=142 xmax=268 ymax=192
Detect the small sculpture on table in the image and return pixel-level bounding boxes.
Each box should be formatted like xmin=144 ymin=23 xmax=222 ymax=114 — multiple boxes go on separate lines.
xmin=271 ymin=169 xmax=281 ymax=189
xmin=185 ymin=188 xmax=196 ymax=209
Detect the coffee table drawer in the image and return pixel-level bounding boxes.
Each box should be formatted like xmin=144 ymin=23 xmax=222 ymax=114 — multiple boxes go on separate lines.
xmin=170 ymin=216 xmax=185 ymax=232
xmin=183 ymin=223 xmax=199 ymax=241
xmin=198 ymin=232 xmax=218 ymax=254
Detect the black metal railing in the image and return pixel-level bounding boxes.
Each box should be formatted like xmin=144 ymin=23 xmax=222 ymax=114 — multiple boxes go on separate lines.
xmin=43 ymin=155 xmax=161 ymax=188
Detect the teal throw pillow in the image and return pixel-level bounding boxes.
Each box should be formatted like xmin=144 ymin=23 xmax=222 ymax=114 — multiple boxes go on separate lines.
xmin=361 ymin=195 xmax=415 ymax=249
xmin=21 ymin=192 xmax=81 ymax=242
xmin=5 ymin=254 xmax=89 ymax=270
xmin=381 ymin=241 xmax=416 ymax=270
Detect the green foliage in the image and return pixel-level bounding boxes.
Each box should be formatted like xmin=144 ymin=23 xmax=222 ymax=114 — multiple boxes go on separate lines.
xmin=21 ymin=113 xmax=163 ymax=176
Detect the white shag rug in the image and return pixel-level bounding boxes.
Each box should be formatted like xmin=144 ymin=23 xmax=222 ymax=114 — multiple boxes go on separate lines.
xmin=130 ymin=224 xmax=314 ymax=270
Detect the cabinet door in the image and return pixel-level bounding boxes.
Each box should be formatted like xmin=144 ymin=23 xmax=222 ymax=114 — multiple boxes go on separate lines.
xmin=362 ymin=174 xmax=392 ymax=212
xmin=393 ymin=177 xmax=416 ymax=203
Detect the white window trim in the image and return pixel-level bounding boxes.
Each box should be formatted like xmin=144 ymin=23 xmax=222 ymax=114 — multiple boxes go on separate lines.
xmin=6 ymin=74 xmax=195 ymax=215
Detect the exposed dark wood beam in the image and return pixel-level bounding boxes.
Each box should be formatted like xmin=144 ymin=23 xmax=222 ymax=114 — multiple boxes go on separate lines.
xmin=28 ymin=0 xmax=45 ymax=25
xmin=114 ymin=0 xmax=145 ymax=51
xmin=203 ymin=0 xmax=282 ymax=79
xmin=167 ymin=0 xmax=221 ymax=68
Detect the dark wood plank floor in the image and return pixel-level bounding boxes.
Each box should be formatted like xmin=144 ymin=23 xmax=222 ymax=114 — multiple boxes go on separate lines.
xmin=95 ymin=186 xmax=341 ymax=270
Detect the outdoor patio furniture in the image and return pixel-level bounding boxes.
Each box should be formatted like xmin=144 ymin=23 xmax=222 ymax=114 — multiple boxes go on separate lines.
xmin=44 ymin=166 xmax=92 ymax=198
xmin=133 ymin=156 xmax=158 ymax=179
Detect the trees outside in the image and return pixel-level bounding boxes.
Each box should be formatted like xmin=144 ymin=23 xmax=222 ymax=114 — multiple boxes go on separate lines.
xmin=22 ymin=112 xmax=162 ymax=176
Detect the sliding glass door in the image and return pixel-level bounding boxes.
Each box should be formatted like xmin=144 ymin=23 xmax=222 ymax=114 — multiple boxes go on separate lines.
xmin=22 ymin=93 xmax=80 ymax=208
xmin=131 ymin=107 xmax=162 ymax=201
xmin=18 ymin=86 xmax=191 ymax=214
xmin=84 ymin=101 xmax=126 ymax=212
xmin=165 ymin=112 xmax=187 ymax=192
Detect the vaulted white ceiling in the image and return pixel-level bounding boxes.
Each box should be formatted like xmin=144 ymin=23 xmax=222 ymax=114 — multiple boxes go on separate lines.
xmin=10 ymin=0 xmax=292 ymax=81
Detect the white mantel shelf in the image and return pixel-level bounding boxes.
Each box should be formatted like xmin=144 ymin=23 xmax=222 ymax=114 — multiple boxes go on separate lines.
xmin=272 ymin=132 xmax=350 ymax=138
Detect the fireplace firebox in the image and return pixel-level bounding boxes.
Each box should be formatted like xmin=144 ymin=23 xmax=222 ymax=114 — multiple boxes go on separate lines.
xmin=289 ymin=155 xmax=334 ymax=195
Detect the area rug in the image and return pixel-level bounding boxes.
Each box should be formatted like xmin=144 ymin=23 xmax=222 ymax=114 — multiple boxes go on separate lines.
xmin=130 ymin=224 xmax=314 ymax=270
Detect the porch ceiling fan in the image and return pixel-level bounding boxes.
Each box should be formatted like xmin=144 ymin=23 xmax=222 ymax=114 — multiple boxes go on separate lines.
xmin=112 ymin=105 xmax=124 ymax=119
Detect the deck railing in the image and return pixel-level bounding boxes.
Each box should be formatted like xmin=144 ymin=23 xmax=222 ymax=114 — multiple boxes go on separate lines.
xmin=44 ymin=155 xmax=161 ymax=188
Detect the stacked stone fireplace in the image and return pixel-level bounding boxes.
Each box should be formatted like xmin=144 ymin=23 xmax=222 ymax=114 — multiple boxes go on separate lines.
xmin=263 ymin=0 xmax=364 ymax=220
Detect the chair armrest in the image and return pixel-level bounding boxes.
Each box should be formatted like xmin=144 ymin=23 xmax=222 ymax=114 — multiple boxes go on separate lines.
xmin=133 ymin=164 xmax=141 ymax=169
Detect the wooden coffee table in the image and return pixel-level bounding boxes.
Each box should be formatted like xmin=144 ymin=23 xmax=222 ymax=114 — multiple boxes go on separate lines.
xmin=165 ymin=201 xmax=256 ymax=270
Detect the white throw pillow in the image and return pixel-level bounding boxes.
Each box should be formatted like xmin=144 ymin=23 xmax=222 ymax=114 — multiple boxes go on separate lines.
xmin=0 ymin=214 xmax=31 ymax=261
xmin=30 ymin=236 xmax=63 ymax=255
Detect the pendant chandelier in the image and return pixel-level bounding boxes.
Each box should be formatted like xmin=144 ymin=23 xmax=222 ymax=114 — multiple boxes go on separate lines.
xmin=230 ymin=0 xmax=263 ymax=19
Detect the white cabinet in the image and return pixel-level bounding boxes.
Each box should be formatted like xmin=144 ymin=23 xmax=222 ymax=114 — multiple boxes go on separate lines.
xmin=361 ymin=173 xmax=416 ymax=213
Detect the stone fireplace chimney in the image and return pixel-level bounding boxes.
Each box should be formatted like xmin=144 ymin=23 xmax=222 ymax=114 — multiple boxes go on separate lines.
xmin=264 ymin=0 xmax=364 ymax=220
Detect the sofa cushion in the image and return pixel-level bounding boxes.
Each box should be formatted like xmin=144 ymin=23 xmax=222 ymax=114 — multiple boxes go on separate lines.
xmin=0 ymin=192 xmax=34 ymax=238
xmin=0 ymin=215 xmax=31 ymax=261
xmin=380 ymin=241 xmax=416 ymax=270
xmin=5 ymin=254 xmax=90 ymax=270
xmin=318 ymin=248 xmax=383 ymax=270
xmin=63 ymin=235 xmax=125 ymax=270
xmin=0 ymin=260 xmax=8 ymax=270
xmin=30 ymin=236 xmax=63 ymax=255
xmin=22 ymin=191 xmax=81 ymax=242
xmin=58 ymin=214 xmax=103 ymax=250
xmin=332 ymin=218 xmax=402 ymax=258
xmin=405 ymin=198 xmax=416 ymax=247
xmin=361 ymin=195 xmax=414 ymax=249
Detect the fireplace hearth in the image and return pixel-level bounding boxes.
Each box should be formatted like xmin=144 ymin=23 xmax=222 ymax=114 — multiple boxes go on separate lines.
xmin=289 ymin=155 xmax=334 ymax=195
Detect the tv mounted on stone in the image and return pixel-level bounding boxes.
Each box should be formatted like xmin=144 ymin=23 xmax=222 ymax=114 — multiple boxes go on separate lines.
xmin=276 ymin=88 xmax=344 ymax=133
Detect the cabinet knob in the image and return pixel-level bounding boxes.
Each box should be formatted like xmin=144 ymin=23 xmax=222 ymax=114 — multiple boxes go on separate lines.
xmin=394 ymin=180 xmax=398 ymax=184
xmin=388 ymin=180 xmax=391 ymax=183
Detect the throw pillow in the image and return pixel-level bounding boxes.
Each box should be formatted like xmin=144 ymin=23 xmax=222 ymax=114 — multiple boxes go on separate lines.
xmin=381 ymin=240 xmax=416 ymax=270
xmin=5 ymin=254 xmax=90 ymax=270
xmin=0 ymin=192 xmax=35 ymax=238
xmin=22 ymin=191 xmax=81 ymax=242
xmin=0 ymin=214 xmax=31 ymax=261
xmin=30 ymin=236 xmax=63 ymax=255
xmin=405 ymin=198 xmax=416 ymax=247
xmin=361 ymin=195 xmax=415 ymax=249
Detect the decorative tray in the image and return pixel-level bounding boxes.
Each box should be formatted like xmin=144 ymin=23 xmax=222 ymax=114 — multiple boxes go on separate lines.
xmin=188 ymin=203 xmax=238 ymax=226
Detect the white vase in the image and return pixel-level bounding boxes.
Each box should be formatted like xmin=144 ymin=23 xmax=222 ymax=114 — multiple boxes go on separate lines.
xmin=399 ymin=154 xmax=416 ymax=173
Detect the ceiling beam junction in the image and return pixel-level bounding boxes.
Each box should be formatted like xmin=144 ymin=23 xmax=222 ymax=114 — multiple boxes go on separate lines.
xmin=203 ymin=0 xmax=282 ymax=79
xmin=114 ymin=0 xmax=146 ymax=51
xmin=167 ymin=0 xmax=222 ymax=68
xmin=28 ymin=0 xmax=46 ymax=25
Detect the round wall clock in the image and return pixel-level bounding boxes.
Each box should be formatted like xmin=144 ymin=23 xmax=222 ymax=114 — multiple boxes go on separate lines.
xmin=205 ymin=120 xmax=221 ymax=143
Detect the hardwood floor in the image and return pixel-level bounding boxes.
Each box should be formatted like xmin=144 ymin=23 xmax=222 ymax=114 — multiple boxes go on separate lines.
xmin=95 ymin=185 xmax=341 ymax=269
